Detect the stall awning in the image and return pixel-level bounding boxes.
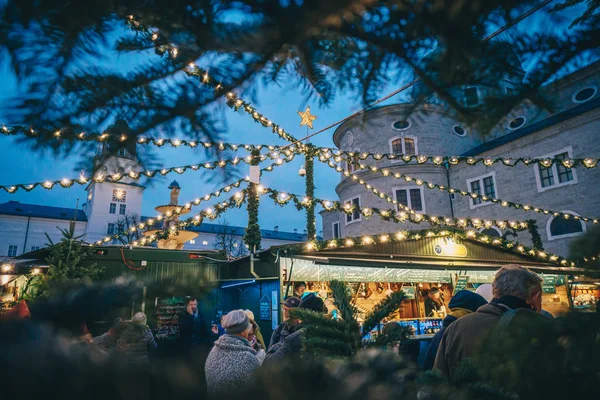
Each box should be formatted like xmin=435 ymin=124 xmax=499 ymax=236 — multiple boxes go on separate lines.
xmin=294 ymin=254 xmax=583 ymax=275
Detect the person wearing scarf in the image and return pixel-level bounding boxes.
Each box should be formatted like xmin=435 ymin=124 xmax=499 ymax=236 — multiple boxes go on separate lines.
xmin=423 ymin=290 xmax=487 ymax=370
xmin=434 ymin=265 xmax=545 ymax=378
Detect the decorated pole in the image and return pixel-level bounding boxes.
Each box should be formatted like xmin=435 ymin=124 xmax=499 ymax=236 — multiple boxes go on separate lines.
xmin=244 ymin=149 xmax=262 ymax=252
xmin=305 ymin=146 xmax=316 ymax=241
xmin=298 ymin=106 xmax=318 ymax=241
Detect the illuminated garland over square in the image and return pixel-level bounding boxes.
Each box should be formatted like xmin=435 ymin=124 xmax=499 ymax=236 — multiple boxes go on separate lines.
xmin=0 ymin=152 xmax=294 ymax=194
xmin=298 ymin=228 xmax=576 ymax=267
xmin=0 ymin=125 xmax=299 ymax=152
xmin=102 ymin=156 xmax=296 ymax=244
xmin=315 ymin=148 xmax=599 ymax=170
xmin=261 ymin=186 xmax=528 ymax=232
xmin=321 ymin=159 xmax=600 ymax=224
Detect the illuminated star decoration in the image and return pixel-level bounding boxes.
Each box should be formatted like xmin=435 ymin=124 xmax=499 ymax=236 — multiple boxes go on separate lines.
xmin=298 ymin=106 xmax=317 ymax=130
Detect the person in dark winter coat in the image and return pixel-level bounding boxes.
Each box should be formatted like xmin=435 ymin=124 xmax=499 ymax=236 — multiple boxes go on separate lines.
xmin=178 ymin=297 xmax=209 ymax=351
xmin=423 ymin=290 xmax=487 ymax=370
xmin=424 ymin=287 xmax=444 ymax=317
xmin=268 ymin=296 xmax=301 ymax=350
xmin=205 ymin=310 xmax=261 ymax=395
xmin=434 ymin=265 xmax=546 ymax=378
xmin=117 ymin=312 xmax=158 ymax=366
xmin=264 ymin=293 xmax=326 ymax=364
xmin=92 ymin=317 xmax=126 ymax=353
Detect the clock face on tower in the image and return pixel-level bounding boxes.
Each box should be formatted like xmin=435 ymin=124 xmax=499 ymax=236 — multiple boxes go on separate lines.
xmin=112 ymin=189 xmax=127 ymax=202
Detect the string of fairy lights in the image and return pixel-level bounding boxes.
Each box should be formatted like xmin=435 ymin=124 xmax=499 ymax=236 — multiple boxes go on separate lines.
xmin=3 ymin=120 xmax=599 ymax=173
xmin=316 ymin=149 xmax=599 ymax=169
xmin=5 ymin=122 xmax=598 ymax=173
xmin=98 ymin=155 xmax=296 ymax=245
xmin=300 ymin=228 xmax=576 ymax=268
xmin=124 ymin=15 xmax=304 ymax=146
xmin=0 ymin=13 xmax=594 ymax=271
xmin=262 ymin=186 xmax=529 ymax=232
xmin=0 ymin=152 xmax=292 ymax=194
xmin=0 ymin=125 xmax=303 ymax=153
xmin=320 ymin=158 xmax=600 ymax=224
xmin=126 ymin=189 xmax=249 ymax=247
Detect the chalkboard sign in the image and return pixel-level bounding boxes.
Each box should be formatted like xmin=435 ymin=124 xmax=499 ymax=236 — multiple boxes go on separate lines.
xmin=401 ymin=286 xmax=416 ymax=299
xmin=155 ymin=297 xmax=187 ymax=341
xmin=260 ymin=294 xmax=271 ymax=321
xmin=453 ymin=276 xmax=470 ymax=294
xmin=542 ymin=275 xmax=557 ymax=294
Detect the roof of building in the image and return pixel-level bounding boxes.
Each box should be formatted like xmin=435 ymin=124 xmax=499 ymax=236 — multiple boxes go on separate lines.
xmin=463 ymin=96 xmax=600 ymax=156
xmin=0 ymin=201 xmax=87 ymax=222
xmin=190 ymin=222 xmax=311 ymax=242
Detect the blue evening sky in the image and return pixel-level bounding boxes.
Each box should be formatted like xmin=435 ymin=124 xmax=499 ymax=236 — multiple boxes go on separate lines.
xmin=0 ymin=5 xmax=588 ymax=234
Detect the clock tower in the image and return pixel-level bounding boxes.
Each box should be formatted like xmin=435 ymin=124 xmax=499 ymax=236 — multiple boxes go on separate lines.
xmin=83 ymin=120 xmax=145 ymax=243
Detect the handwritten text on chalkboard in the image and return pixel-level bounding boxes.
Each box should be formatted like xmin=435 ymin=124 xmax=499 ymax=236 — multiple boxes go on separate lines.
xmin=155 ymin=297 xmax=187 ymax=341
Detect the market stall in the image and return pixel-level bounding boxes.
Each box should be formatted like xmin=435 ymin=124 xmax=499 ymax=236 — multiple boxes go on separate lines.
xmin=277 ymin=234 xmax=578 ymax=339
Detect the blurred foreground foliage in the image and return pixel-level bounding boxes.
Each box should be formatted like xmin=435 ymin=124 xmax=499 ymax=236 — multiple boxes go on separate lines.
xmin=2 ymin=279 xmax=599 ymax=399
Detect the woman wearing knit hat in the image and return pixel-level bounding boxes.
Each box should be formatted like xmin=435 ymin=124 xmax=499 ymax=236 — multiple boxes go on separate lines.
xmin=204 ymin=310 xmax=261 ymax=395
xmin=116 ymin=312 xmax=158 ymax=366
xmin=243 ymin=310 xmax=266 ymax=351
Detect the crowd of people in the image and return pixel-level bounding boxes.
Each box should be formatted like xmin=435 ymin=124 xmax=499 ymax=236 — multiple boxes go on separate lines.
xmin=74 ymin=263 xmax=592 ymax=395
xmin=202 ymin=264 xmax=576 ymax=394
xmin=204 ymin=292 xmax=327 ymax=395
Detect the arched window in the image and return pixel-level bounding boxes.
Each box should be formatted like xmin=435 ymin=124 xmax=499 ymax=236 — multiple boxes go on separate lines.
xmin=404 ymin=138 xmax=416 ymax=154
xmin=480 ymin=227 xmax=501 ymax=237
xmin=389 ymin=136 xmax=418 ymax=156
xmin=546 ymin=210 xmax=586 ymax=240
xmin=391 ymin=139 xmax=403 ymax=154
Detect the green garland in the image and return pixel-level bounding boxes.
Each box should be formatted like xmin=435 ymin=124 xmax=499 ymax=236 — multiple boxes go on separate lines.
xmin=264 ymin=186 xmax=529 ymax=232
xmin=322 ymin=159 xmax=600 ymax=224
xmin=0 ymin=152 xmax=286 ymax=194
xmin=305 ymin=145 xmax=316 ymax=240
xmin=0 ymin=125 xmax=302 ymax=152
xmin=316 ymin=149 xmax=599 ymax=169
xmin=244 ymin=149 xmax=262 ymax=251
xmin=527 ymin=219 xmax=544 ymax=251
xmin=300 ymin=228 xmax=575 ymax=267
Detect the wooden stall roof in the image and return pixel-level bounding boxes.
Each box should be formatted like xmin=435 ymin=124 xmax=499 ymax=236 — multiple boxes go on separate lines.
xmin=277 ymin=237 xmax=582 ymax=275
xmin=219 ymin=250 xmax=280 ymax=280
xmin=15 ymin=246 xmax=226 ymax=284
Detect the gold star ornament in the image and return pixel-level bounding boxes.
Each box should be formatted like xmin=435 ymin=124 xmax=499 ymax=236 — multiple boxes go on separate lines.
xmin=298 ymin=106 xmax=317 ymax=130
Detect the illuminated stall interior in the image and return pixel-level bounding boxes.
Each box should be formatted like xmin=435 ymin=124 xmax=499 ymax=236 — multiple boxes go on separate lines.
xmin=278 ymin=235 xmax=579 ymax=337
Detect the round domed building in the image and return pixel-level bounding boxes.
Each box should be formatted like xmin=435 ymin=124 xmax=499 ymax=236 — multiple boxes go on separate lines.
xmin=320 ymin=58 xmax=600 ymax=258
xmin=322 ymin=102 xmax=485 ymax=239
